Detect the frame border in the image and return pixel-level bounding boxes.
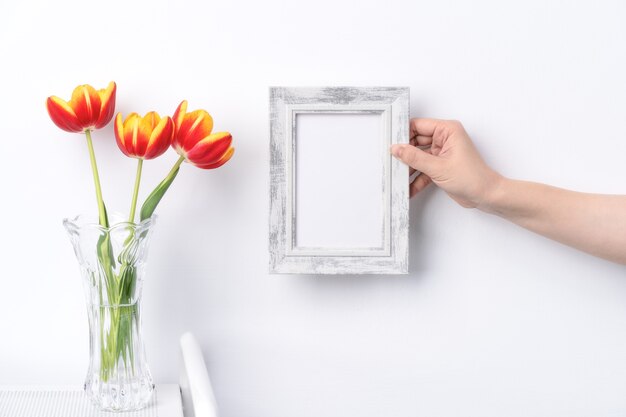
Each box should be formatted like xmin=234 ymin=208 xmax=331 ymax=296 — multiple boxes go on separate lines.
xmin=269 ymin=87 xmax=409 ymax=274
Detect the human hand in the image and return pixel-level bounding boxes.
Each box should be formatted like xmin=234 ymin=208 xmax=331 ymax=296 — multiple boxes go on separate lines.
xmin=391 ymin=118 xmax=502 ymax=208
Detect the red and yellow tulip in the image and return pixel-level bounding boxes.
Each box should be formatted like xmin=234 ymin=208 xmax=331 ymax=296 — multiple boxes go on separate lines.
xmin=46 ymin=83 xmax=235 ymax=226
xmin=136 ymin=100 xmax=235 ymax=222
xmin=46 ymin=81 xmax=117 ymax=226
xmin=46 ymin=82 xmax=116 ymax=133
xmin=172 ymin=100 xmax=235 ymax=169
xmin=115 ymin=112 xmax=174 ymax=160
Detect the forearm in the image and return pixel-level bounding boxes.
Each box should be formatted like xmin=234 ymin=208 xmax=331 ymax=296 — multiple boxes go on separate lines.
xmin=480 ymin=177 xmax=626 ymax=264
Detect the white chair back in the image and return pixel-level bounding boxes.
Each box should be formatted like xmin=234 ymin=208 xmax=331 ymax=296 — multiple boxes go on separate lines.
xmin=179 ymin=332 xmax=219 ymax=417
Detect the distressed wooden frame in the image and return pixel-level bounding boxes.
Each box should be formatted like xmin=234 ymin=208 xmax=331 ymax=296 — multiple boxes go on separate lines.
xmin=269 ymin=87 xmax=409 ymax=274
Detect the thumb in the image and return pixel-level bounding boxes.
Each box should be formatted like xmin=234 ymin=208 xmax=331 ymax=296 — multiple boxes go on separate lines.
xmin=390 ymin=144 xmax=440 ymax=176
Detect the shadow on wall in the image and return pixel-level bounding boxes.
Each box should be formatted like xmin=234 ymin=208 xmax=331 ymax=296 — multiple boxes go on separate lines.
xmin=288 ymin=184 xmax=438 ymax=294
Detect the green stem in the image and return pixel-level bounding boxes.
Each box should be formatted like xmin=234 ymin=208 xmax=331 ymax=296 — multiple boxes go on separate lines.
xmin=85 ymin=130 xmax=107 ymax=227
xmin=171 ymin=155 xmax=185 ymax=175
xmin=128 ymin=159 xmax=144 ymax=223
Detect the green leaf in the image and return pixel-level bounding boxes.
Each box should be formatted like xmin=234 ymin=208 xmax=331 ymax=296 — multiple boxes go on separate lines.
xmin=102 ymin=201 xmax=110 ymax=228
xmin=96 ymin=203 xmax=116 ymax=293
xmin=97 ymin=232 xmax=116 ymax=284
xmin=140 ymin=166 xmax=180 ymax=221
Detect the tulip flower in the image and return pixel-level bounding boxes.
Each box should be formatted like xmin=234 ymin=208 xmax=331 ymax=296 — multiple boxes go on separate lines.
xmin=115 ymin=112 xmax=175 ymax=223
xmin=46 ymin=82 xmax=117 ymax=227
xmin=137 ymin=100 xmax=234 ymax=222
xmin=172 ymin=100 xmax=235 ymax=169
xmin=114 ymin=112 xmax=174 ymax=160
xmin=46 ymin=81 xmax=116 ymax=133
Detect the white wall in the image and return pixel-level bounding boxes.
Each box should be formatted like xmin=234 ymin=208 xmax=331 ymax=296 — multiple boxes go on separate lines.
xmin=2 ymin=1 xmax=626 ymax=416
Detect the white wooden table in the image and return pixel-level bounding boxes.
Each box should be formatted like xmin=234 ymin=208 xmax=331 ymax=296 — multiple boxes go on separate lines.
xmin=0 ymin=333 xmax=218 ymax=417
xmin=0 ymin=384 xmax=183 ymax=417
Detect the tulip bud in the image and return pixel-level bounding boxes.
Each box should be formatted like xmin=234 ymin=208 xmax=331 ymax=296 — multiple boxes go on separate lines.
xmin=171 ymin=100 xmax=234 ymax=169
xmin=46 ymin=82 xmax=116 ymax=133
xmin=114 ymin=112 xmax=174 ymax=160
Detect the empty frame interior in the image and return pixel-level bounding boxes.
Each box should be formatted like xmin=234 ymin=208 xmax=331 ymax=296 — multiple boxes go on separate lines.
xmin=294 ymin=112 xmax=383 ymax=250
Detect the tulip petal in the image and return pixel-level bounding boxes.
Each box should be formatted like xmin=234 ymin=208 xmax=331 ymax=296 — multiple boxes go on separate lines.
xmin=133 ymin=112 xmax=159 ymax=157
xmin=186 ymin=132 xmax=232 ymax=165
xmin=144 ymin=116 xmax=174 ymax=160
xmin=46 ymin=96 xmax=83 ymax=132
xmin=95 ymin=81 xmax=117 ymax=129
xmin=114 ymin=113 xmax=132 ymax=157
xmin=195 ymin=147 xmax=235 ymax=170
xmin=176 ymin=109 xmax=213 ymax=151
xmin=172 ymin=100 xmax=187 ymax=138
xmin=129 ymin=113 xmax=143 ymax=156
xmin=120 ymin=113 xmax=141 ymax=156
xmin=69 ymin=84 xmax=102 ymax=128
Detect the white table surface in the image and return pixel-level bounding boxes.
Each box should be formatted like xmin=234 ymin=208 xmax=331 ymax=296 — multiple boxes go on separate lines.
xmin=0 ymin=384 xmax=183 ymax=417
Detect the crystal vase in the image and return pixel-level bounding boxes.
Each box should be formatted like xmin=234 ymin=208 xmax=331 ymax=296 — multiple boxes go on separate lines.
xmin=64 ymin=214 xmax=156 ymax=411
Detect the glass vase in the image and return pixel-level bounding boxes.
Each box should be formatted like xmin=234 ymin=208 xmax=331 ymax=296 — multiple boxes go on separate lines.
xmin=64 ymin=214 xmax=156 ymax=411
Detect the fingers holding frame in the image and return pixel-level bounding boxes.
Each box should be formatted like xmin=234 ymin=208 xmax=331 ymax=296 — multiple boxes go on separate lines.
xmin=409 ymin=173 xmax=432 ymax=198
xmin=410 ymin=118 xmax=442 ymax=138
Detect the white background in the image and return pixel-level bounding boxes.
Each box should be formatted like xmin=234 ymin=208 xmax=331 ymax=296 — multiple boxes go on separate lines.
xmin=1 ymin=1 xmax=626 ymax=416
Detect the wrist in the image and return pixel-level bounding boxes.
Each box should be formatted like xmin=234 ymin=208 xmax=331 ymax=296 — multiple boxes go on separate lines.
xmin=476 ymin=171 xmax=508 ymax=214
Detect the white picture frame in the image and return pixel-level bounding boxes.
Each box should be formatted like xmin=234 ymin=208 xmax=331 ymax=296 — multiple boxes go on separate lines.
xmin=269 ymin=87 xmax=409 ymax=274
